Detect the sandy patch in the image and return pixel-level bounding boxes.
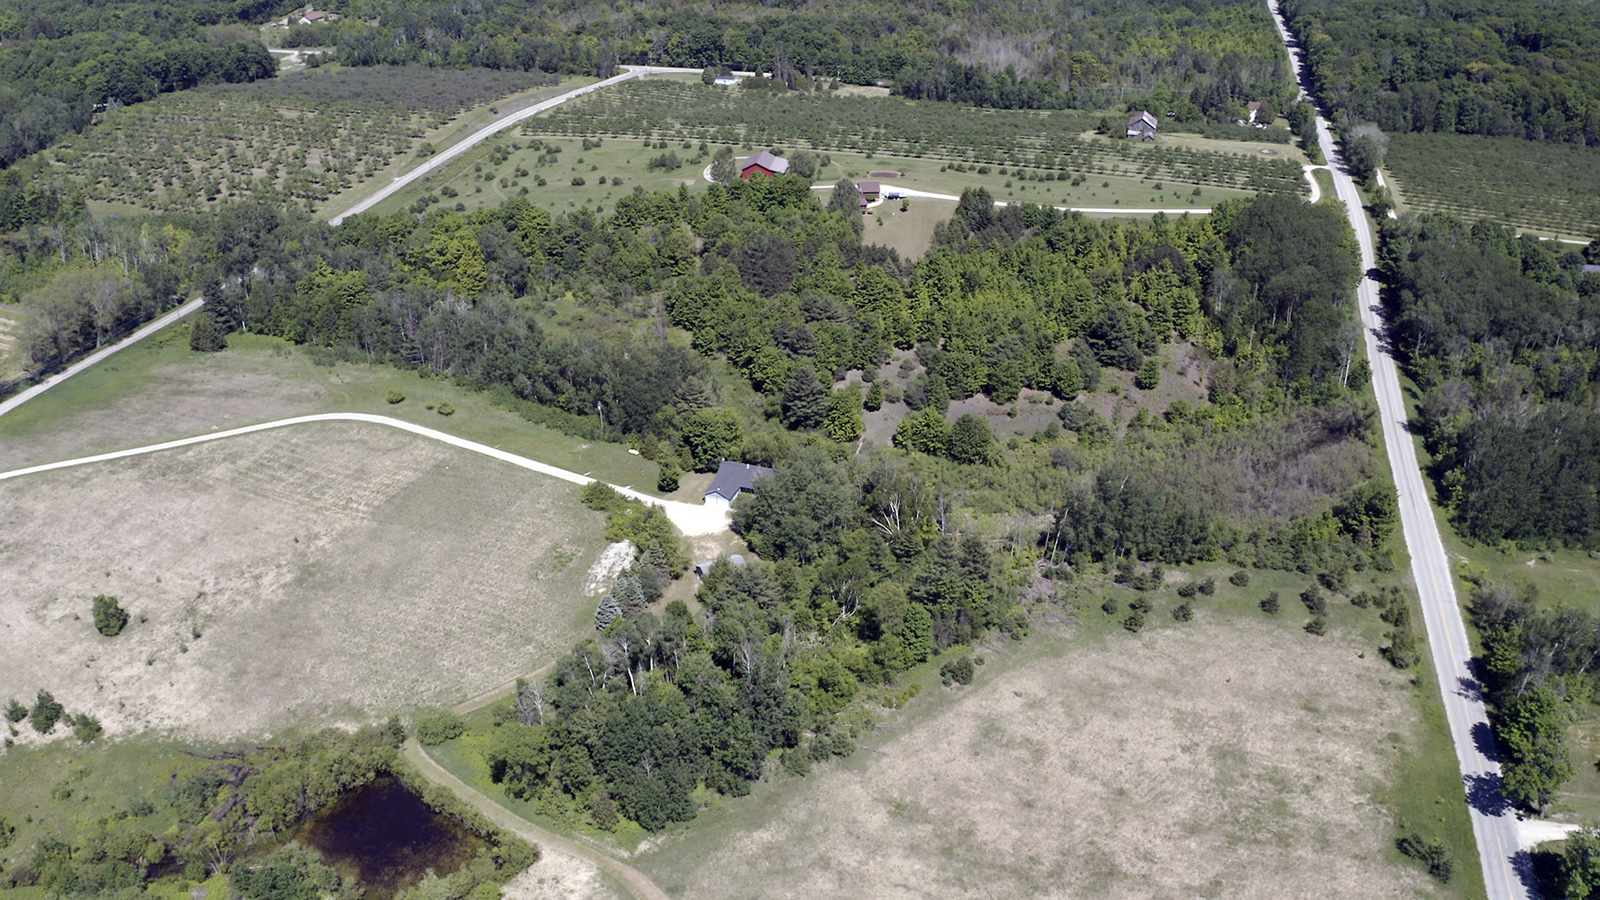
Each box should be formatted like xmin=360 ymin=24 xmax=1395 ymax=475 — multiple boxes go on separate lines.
xmin=583 ymin=542 xmax=635 ymax=596
xmin=0 ymin=422 xmax=607 ymax=742
xmin=637 ymin=620 xmax=1433 ymax=899
xmin=501 ymin=850 xmax=622 ymax=900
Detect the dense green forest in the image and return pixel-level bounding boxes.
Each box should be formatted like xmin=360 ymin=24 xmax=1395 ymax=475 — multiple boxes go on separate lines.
xmin=0 ymin=725 xmax=538 ymax=898
xmin=318 ymin=0 xmax=1291 ymax=116
xmin=1281 ymin=0 xmax=1600 ymax=145
xmin=1379 ymin=215 xmax=1600 ymax=546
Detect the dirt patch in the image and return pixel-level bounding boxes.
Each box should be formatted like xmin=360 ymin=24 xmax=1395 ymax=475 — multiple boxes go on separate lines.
xmin=0 ymin=422 xmax=607 ymax=741
xmin=500 ymin=850 xmax=623 ymax=900
xmin=867 ymin=170 xmax=902 ymax=178
xmin=583 ymin=542 xmax=635 ymax=595
xmin=635 ymin=620 xmax=1432 ymax=899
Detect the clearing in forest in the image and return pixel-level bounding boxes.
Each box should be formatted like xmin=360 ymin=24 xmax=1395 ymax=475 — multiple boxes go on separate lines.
xmin=0 ymin=420 xmax=609 ymax=741
xmin=631 ymin=620 xmax=1442 ymax=899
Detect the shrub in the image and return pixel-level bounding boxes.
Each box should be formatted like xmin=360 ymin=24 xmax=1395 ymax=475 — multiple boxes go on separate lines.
xmin=1197 ymin=578 xmax=1216 ymax=596
xmin=939 ymin=656 xmax=976 ymax=686
xmin=1177 ymin=582 xmax=1198 ymax=599
xmin=436 ymin=403 xmax=454 ymax=416
xmin=1123 ymin=611 xmax=1146 ymax=632
xmin=1101 ymin=597 xmax=1119 ymax=615
xmin=72 ymin=714 xmax=102 ymax=743
xmin=92 ymin=595 xmax=128 ymax=637
xmin=414 ymin=709 xmax=465 ymax=745
xmin=1260 ymin=592 xmax=1281 ymax=614
xmin=1173 ymin=602 xmax=1193 ymax=622
xmin=570 ymin=176 xmax=585 ymax=186
xmin=1301 ymin=585 xmax=1327 ymax=615
xmin=4 ymin=698 xmax=26 ymax=723
xmin=1229 ymin=570 xmax=1251 ymax=587
xmin=29 ymin=690 xmax=64 ymax=733
xmin=1305 ymin=616 xmax=1328 ymax=636
xmin=386 ymin=390 xmax=405 ymax=404
xmin=1398 ymin=832 xmax=1454 ymax=882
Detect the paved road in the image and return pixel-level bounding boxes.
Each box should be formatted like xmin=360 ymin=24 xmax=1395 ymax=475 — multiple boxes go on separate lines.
xmin=1264 ymin=2 xmax=1535 ymax=896
xmin=0 ymin=412 xmax=732 ymax=536
xmin=328 ymin=66 xmax=700 ymax=226
xmin=0 ymin=298 xmax=205 ymax=421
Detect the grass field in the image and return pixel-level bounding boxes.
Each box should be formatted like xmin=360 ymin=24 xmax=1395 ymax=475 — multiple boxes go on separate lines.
xmin=617 ymin=613 xmax=1462 ymax=899
xmin=418 ymin=550 xmax=1480 ymax=899
xmin=1385 ymin=133 xmax=1600 ymax=240
xmin=0 ymin=417 xmax=609 ymax=740
xmin=0 ymin=327 xmax=692 ymax=742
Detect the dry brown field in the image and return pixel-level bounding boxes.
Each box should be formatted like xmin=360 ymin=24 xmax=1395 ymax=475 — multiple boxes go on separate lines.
xmin=630 ymin=619 xmax=1438 ymax=899
xmin=0 ymin=420 xmax=608 ymax=741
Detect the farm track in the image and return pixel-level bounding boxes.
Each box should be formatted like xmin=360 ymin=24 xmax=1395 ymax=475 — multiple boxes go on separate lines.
xmin=0 ymin=412 xmax=731 ymax=537
xmin=403 ymin=739 xmax=669 ymax=900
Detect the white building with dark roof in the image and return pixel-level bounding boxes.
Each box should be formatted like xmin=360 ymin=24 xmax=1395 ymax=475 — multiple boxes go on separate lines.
xmin=703 ymin=460 xmax=774 ymax=508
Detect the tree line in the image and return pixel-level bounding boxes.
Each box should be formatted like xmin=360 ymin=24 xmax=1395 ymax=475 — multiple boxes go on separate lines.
xmin=1282 ymin=0 xmax=1600 ymax=146
xmin=1380 ymin=214 xmax=1600 ymax=547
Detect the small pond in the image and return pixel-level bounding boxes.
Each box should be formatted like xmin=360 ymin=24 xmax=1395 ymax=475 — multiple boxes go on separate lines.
xmin=296 ymin=776 xmax=487 ymax=900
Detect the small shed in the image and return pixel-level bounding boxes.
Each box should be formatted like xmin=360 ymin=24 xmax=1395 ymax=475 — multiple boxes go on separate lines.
xmin=740 ymin=150 xmax=790 ymax=179
xmin=703 ymin=460 xmax=774 ymax=508
xmin=1126 ymin=111 xmax=1158 ymax=141
xmin=1583 ymin=264 xmax=1600 ymax=274
xmin=858 ymin=181 xmax=881 ymax=201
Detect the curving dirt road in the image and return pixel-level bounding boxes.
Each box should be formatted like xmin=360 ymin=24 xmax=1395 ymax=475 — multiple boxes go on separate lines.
xmin=0 ymin=412 xmax=731 ymax=536
xmin=402 ymin=738 xmax=668 ymax=900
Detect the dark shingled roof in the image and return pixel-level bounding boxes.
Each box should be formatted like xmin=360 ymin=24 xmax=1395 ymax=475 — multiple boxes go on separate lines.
xmin=705 ymin=460 xmax=774 ymax=501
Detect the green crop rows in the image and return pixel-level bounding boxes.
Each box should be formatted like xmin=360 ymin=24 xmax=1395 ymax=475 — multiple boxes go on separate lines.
xmin=531 ymin=80 xmax=1303 ymax=194
xmin=44 ymin=66 xmax=555 ymax=214
xmin=1386 ymin=133 xmax=1600 ymax=238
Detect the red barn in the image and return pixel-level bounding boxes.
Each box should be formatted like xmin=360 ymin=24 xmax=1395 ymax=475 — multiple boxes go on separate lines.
xmin=740 ymin=150 xmax=790 ymax=178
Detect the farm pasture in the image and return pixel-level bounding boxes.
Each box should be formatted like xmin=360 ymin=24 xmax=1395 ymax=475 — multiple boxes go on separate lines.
xmin=0 ymin=420 xmax=608 ymax=741
xmin=631 ymin=620 xmax=1440 ymax=899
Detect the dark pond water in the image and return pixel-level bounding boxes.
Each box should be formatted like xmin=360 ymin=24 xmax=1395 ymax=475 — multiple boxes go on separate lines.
xmin=296 ymin=776 xmax=487 ymax=900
